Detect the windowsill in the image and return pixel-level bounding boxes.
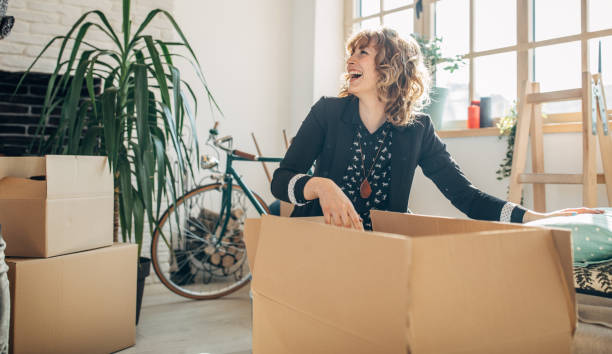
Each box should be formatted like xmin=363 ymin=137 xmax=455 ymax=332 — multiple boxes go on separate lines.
xmin=437 ymin=122 xmax=600 ymax=138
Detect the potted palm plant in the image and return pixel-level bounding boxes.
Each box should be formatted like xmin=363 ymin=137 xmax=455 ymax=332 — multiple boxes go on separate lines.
xmin=411 ymin=34 xmax=464 ymax=130
xmin=18 ymin=0 xmax=219 ymax=323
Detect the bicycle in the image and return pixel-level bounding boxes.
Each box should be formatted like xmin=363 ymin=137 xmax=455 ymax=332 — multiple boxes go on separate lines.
xmin=150 ymin=122 xmax=282 ymax=300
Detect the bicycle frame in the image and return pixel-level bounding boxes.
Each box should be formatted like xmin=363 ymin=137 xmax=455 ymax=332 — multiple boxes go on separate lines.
xmin=212 ymin=149 xmax=282 ymax=239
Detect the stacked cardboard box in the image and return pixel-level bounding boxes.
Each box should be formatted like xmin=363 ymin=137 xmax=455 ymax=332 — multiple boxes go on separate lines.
xmin=245 ymin=211 xmax=576 ymax=354
xmin=0 ymin=155 xmax=137 ymax=354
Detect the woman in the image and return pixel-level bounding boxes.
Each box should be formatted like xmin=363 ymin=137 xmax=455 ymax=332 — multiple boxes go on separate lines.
xmin=271 ymin=27 xmax=601 ymax=230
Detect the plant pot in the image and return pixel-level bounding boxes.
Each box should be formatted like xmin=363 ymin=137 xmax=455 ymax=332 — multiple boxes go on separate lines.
xmin=423 ymin=86 xmax=449 ymax=130
xmin=136 ymin=256 xmax=151 ymax=325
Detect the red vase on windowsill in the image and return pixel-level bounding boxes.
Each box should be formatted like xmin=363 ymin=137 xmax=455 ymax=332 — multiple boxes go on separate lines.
xmin=468 ymin=104 xmax=480 ymax=129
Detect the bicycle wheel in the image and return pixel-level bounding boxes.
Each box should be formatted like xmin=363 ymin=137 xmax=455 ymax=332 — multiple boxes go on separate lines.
xmin=151 ymin=183 xmax=270 ymax=300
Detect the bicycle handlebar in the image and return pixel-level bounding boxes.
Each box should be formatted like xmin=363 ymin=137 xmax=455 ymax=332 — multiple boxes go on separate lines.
xmin=233 ymin=149 xmax=257 ymax=161
xmin=211 ymin=124 xmax=263 ymax=161
xmin=213 ymin=135 xmax=232 ymax=151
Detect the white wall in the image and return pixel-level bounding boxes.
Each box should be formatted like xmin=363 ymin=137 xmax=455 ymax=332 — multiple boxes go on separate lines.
xmin=289 ymin=0 xmax=315 ymax=133
xmin=312 ymin=0 xmax=345 ymax=106
xmin=173 ymin=0 xmax=293 ymax=205
xmin=288 ymin=0 xmax=345 ymax=133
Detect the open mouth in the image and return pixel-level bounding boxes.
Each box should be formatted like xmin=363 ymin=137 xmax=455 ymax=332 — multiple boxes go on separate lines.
xmin=349 ymin=71 xmax=363 ymax=81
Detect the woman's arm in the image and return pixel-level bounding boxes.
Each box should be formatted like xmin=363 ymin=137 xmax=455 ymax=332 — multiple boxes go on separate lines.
xmin=271 ymin=97 xmax=362 ymax=229
xmin=417 ymin=115 xmax=602 ymax=222
xmin=303 ymin=177 xmax=362 ymax=229
xmin=417 ymin=115 xmax=527 ymax=222
xmin=271 ymin=98 xmax=328 ymax=205
xmin=523 ymin=207 xmax=603 ymax=222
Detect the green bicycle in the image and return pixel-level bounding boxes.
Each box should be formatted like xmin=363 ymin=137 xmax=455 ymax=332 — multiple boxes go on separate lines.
xmin=150 ymin=123 xmax=282 ymax=300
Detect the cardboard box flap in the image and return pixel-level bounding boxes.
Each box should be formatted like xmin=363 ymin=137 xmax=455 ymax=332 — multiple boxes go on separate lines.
xmin=0 ymin=177 xmax=46 ymax=199
xmin=252 ymin=215 xmax=410 ymax=353
xmin=371 ymin=210 xmax=525 ymax=236
xmin=0 ymin=156 xmax=45 ymax=179
xmin=550 ymin=228 xmax=577 ymax=333
xmin=244 ymin=218 xmax=261 ymax=273
xmin=45 ymin=155 xmax=113 ymax=198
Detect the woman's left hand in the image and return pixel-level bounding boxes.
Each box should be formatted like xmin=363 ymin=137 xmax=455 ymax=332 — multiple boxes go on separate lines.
xmin=522 ymin=207 xmax=604 ymax=223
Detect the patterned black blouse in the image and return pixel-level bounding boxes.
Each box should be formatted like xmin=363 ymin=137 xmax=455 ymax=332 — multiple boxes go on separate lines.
xmin=339 ymin=120 xmax=393 ymax=230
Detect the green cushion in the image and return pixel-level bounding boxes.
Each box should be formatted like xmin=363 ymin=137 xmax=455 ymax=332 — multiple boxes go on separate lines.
xmin=526 ymin=208 xmax=612 ymax=267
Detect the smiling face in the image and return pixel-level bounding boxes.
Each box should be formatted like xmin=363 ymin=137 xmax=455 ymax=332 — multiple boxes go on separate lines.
xmin=339 ymin=28 xmax=431 ymax=126
xmin=346 ymin=42 xmax=379 ymax=98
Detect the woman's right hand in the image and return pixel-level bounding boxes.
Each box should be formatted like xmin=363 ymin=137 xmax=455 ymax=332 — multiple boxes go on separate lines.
xmin=303 ymin=177 xmax=363 ymax=230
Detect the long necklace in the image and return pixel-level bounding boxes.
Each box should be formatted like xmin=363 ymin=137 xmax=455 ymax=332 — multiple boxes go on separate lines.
xmin=358 ymin=125 xmax=389 ymax=199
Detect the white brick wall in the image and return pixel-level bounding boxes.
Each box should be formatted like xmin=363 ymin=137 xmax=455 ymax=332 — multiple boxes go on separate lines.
xmin=0 ymin=0 xmax=176 ymax=73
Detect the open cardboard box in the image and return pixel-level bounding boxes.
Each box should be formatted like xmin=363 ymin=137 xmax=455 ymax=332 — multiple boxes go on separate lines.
xmin=0 ymin=155 xmax=113 ymax=257
xmin=7 ymin=243 xmax=137 ymax=354
xmin=244 ymin=211 xmax=575 ymax=354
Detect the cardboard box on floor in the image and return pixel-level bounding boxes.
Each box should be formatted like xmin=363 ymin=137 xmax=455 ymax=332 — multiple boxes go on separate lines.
xmin=244 ymin=211 xmax=576 ymax=354
xmin=7 ymin=243 xmax=137 ymax=354
xmin=0 ymin=155 xmax=113 ymax=257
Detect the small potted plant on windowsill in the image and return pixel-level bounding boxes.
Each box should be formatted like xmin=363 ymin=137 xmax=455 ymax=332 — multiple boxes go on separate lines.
xmin=411 ymin=34 xmax=464 ymax=130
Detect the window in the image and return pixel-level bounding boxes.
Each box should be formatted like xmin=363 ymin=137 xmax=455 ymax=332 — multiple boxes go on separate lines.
xmin=435 ymin=0 xmax=469 ymax=122
xmin=347 ymin=0 xmax=612 ymax=129
xmin=534 ymin=0 xmax=580 ymax=42
xmin=351 ymin=0 xmax=415 ymax=35
xmin=473 ymin=0 xmax=516 ymax=52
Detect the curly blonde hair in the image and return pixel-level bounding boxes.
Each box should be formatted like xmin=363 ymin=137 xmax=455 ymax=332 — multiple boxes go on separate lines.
xmin=339 ymin=27 xmax=431 ymax=126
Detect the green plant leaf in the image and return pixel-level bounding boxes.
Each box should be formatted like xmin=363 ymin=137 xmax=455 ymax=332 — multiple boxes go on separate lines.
xmin=161 ymin=103 xmax=184 ymax=175
xmin=80 ymin=126 xmax=102 ymax=155
xmin=117 ymin=152 xmax=133 ymax=243
xmin=132 ymin=190 xmax=144 ymax=257
xmin=170 ymin=66 xmax=182 ymax=136
xmin=155 ymin=40 xmax=174 ymax=66
xmin=86 ymin=60 xmax=98 ymax=119
xmin=180 ymin=90 xmax=199 ymax=166
xmin=144 ymin=36 xmax=171 ymax=106
xmin=123 ymin=0 xmax=131 ymax=48
xmin=57 ymin=50 xmax=94 ymax=154
xmin=68 ymin=100 xmax=91 ymax=154
xmin=133 ymin=64 xmax=151 ymax=152
xmin=152 ymin=134 xmax=166 ymax=221
xmin=101 ymin=88 xmax=118 ymax=166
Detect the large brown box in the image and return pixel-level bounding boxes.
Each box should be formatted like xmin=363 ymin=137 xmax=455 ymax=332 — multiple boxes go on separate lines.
xmin=0 ymin=155 xmax=113 ymax=257
xmin=7 ymin=243 xmax=137 ymax=354
xmin=245 ymin=211 xmax=576 ymax=354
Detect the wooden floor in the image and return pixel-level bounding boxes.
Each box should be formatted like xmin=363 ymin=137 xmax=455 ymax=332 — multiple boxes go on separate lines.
xmin=117 ymin=283 xmax=252 ymax=354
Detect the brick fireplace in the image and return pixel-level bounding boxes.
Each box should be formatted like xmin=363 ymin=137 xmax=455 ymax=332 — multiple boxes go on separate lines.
xmin=0 ymin=70 xmax=57 ymax=156
xmin=0 ymin=70 xmax=99 ymax=156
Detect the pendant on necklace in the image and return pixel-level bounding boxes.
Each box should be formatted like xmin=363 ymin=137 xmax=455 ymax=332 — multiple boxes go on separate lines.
xmin=359 ymin=179 xmax=372 ymax=199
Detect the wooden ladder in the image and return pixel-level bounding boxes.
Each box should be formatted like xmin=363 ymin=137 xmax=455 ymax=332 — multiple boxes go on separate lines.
xmin=508 ymin=71 xmax=612 ymax=211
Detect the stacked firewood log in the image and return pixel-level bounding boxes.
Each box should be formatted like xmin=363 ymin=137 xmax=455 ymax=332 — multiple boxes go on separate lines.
xmin=196 ymin=208 xmax=247 ymax=275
